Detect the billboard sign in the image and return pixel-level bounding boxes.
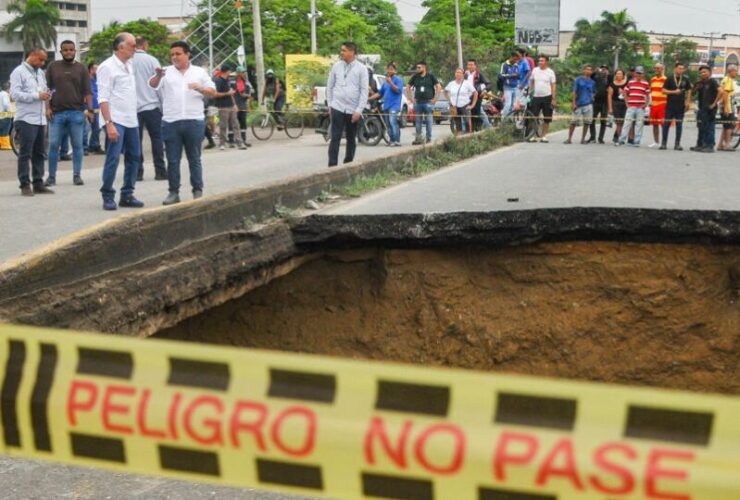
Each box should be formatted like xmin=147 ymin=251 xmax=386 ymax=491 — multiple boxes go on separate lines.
xmin=515 ymin=0 xmax=560 ymax=55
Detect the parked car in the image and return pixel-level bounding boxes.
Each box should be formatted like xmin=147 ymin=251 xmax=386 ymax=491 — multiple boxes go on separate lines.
xmin=433 ymin=96 xmax=450 ymax=124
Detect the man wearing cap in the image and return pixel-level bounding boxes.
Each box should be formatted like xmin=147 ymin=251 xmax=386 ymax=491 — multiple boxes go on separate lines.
xmin=133 ymin=36 xmax=167 ymax=180
xmin=261 ymin=69 xmax=284 ymax=127
xmin=213 ymin=64 xmax=246 ymax=150
xmin=617 ymin=66 xmax=651 ymax=147
xmin=233 ymin=65 xmax=252 ymax=146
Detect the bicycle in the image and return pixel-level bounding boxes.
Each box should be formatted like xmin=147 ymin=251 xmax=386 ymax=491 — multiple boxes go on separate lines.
xmin=251 ymin=100 xmax=304 ymax=141
xmin=510 ymin=91 xmax=542 ymax=142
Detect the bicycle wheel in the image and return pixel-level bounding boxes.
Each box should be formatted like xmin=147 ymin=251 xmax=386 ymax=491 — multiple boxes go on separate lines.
xmin=358 ymin=116 xmax=383 ymax=146
xmin=11 ymin=122 xmax=21 ymax=156
xmin=251 ymin=112 xmax=275 ymax=141
xmin=523 ymin=110 xmax=542 ymax=141
xmin=283 ymin=111 xmax=304 ymax=139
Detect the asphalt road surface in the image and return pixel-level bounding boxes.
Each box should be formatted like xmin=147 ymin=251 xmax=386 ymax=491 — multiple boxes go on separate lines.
xmin=326 ymin=128 xmax=740 ymax=216
xmin=0 ymin=124 xmax=453 ymax=262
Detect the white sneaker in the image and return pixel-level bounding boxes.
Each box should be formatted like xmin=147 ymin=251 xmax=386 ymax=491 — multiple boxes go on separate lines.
xmin=219 ymin=145 xmax=225 ymax=150
xmin=539 ymin=136 xmax=549 ymax=143
xmin=648 ymin=143 xmax=659 ymax=148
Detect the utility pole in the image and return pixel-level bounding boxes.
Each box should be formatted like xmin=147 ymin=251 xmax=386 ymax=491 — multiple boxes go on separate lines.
xmin=310 ymin=0 xmax=317 ymax=55
xmin=454 ymin=0 xmax=463 ymax=68
xmin=207 ymin=0 xmax=214 ymax=74
xmin=704 ymin=31 xmax=720 ymax=70
xmin=252 ymin=0 xmax=266 ymax=108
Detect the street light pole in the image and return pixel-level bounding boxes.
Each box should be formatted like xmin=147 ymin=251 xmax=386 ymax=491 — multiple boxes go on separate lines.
xmin=454 ymin=0 xmax=463 ymax=68
xmin=252 ymin=0 xmax=266 ymax=107
xmin=310 ymin=0 xmax=317 ymax=55
xmin=207 ymin=0 xmax=214 ymax=74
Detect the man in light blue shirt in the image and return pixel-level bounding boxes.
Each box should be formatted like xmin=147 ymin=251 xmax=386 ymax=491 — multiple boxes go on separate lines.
xmin=372 ymin=62 xmax=404 ymax=146
xmin=326 ymin=41 xmax=368 ymax=167
xmin=9 ymin=47 xmax=54 ymax=196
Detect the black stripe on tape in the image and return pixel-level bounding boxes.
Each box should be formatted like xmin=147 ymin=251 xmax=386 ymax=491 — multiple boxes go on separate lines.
xmin=361 ymin=472 xmax=433 ymax=500
xmin=375 ymin=380 xmax=450 ymax=416
xmin=268 ymin=368 xmax=336 ymax=403
xmin=624 ymin=405 xmax=713 ymax=446
xmin=479 ymin=486 xmax=557 ymax=500
xmin=77 ymin=347 xmax=133 ymax=379
xmin=159 ymin=444 xmax=221 ymax=476
xmin=167 ymin=357 xmax=230 ymax=391
xmin=256 ymin=459 xmax=323 ymax=490
xmin=1 ymin=339 xmax=25 ymax=447
xmin=494 ymin=392 xmax=577 ymax=431
xmin=70 ymin=432 xmax=126 ymax=463
xmin=31 ymin=343 xmax=57 ymax=451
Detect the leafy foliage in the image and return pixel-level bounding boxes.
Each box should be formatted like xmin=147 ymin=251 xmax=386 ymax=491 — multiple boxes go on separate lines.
xmin=3 ymin=0 xmax=60 ymax=52
xmin=87 ymin=19 xmax=172 ymax=65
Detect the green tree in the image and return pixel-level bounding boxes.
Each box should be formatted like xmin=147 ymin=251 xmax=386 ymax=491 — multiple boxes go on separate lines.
xmin=412 ymin=0 xmax=515 ymax=80
xmin=597 ymin=9 xmax=638 ymax=69
xmin=86 ymin=19 xmax=172 ymax=64
xmin=659 ymin=37 xmax=699 ymax=75
xmin=3 ymin=0 xmax=60 ymax=52
xmin=186 ymin=0 xmax=377 ymax=76
xmin=342 ymin=0 xmax=405 ymax=61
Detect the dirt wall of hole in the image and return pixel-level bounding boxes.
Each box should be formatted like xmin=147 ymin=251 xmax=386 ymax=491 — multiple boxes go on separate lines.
xmin=156 ymin=242 xmax=740 ymax=394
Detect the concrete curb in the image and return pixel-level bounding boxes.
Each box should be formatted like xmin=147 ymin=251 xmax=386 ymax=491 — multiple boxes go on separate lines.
xmin=0 ymin=129 xmax=511 ymax=303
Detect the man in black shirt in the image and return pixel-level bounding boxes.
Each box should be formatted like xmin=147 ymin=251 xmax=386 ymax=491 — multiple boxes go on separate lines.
xmin=214 ymin=64 xmax=247 ymax=150
xmin=691 ymin=65 xmax=722 ymax=153
xmin=661 ymin=62 xmax=692 ymax=150
xmin=406 ymin=61 xmax=441 ymax=145
xmin=588 ymin=65 xmax=610 ymax=143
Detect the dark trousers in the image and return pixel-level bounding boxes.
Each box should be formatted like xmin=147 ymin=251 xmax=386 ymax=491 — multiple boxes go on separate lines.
xmin=662 ymin=108 xmax=685 ymax=146
xmin=163 ymin=120 xmax=205 ymax=195
xmin=470 ymin=100 xmax=483 ymax=131
xmin=697 ymin=108 xmax=717 ymax=148
xmin=137 ymin=108 xmax=166 ymax=177
xmin=589 ymin=99 xmax=609 ymax=141
xmin=229 ymin=110 xmax=248 ymax=143
xmin=15 ymin=120 xmax=46 ymax=188
xmin=328 ymin=108 xmax=358 ymax=167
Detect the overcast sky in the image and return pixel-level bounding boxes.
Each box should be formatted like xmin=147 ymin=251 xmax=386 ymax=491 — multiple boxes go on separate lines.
xmin=92 ymin=0 xmax=740 ymax=36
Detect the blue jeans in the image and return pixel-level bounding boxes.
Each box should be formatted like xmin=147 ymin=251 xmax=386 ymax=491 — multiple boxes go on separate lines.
xmin=162 ymin=120 xmax=205 ymax=194
xmin=414 ymin=102 xmax=433 ymax=140
xmin=619 ymin=107 xmax=646 ymax=145
xmin=100 ymin=123 xmax=141 ymax=201
xmin=502 ymin=87 xmax=519 ymax=118
xmin=48 ymin=110 xmax=85 ymax=178
xmin=84 ymin=111 xmax=101 ymax=151
xmin=697 ymin=108 xmax=716 ymax=148
xmin=385 ymin=109 xmax=400 ymax=143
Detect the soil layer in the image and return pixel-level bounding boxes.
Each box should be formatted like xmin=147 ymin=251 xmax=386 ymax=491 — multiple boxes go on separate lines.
xmin=156 ymin=241 xmax=740 ymax=395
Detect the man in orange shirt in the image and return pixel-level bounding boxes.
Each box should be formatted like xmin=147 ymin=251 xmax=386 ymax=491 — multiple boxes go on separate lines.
xmin=649 ymin=63 xmax=667 ymax=147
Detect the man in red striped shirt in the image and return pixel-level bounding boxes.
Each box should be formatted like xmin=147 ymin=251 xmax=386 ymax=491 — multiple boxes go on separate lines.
xmin=616 ymin=66 xmax=651 ymax=147
xmin=649 ymin=63 xmax=667 ymax=147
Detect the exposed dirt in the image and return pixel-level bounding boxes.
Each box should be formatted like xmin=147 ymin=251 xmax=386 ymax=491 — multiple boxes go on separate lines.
xmin=156 ymin=242 xmax=740 ymax=395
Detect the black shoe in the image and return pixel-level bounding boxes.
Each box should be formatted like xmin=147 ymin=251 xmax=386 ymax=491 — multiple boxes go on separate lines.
xmin=586 ymin=138 xmax=596 ymax=144
xmin=21 ymin=185 xmax=34 ymax=196
xmin=598 ymin=139 xmax=605 ymax=144
xmin=690 ymin=146 xmax=700 ymax=152
xmin=659 ymin=144 xmax=667 ymax=150
xmin=73 ymin=175 xmax=84 ymax=186
xmin=627 ymin=139 xmax=634 ymax=145
xmin=700 ymin=147 xmax=715 ymax=153
xmin=33 ymin=184 xmax=54 ymax=194
xmin=83 ymin=150 xmax=89 ymax=156
xmin=59 ymin=154 xmax=72 ymax=161
xmin=204 ymin=143 xmax=215 ymax=150
xmin=44 ymin=177 xmax=56 ymax=187
xmin=136 ymin=172 xmax=144 ymax=181
xmin=154 ymin=173 xmax=168 ymax=181
xmin=674 ymin=145 xmax=683 ymax=151
xmin=119 ymin=196 xmax=144 ymax=208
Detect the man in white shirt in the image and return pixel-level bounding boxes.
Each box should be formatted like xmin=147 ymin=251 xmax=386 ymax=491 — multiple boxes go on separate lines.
xmin=149 ymin=41 xmax=216 ymax=206
xmin=326 ymin=41 xmax=368 ymax=167
xmin=98 ymin=32 xmax=143 ymax=211
xmin=528 ymin=55 xmax=557 ymax=143
xmin=133 ymin=36 xmax=167 ymax=181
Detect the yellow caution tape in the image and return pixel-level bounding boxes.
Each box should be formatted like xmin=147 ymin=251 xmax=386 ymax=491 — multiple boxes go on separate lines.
xmin=1 ymin=323 xmax=738 ymax=499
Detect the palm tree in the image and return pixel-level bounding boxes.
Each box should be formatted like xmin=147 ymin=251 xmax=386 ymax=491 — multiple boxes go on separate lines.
xmin=3 ymin=0 xmax=61 ymax=53
xmin=600 ymin=9 xmax=637 ymax=69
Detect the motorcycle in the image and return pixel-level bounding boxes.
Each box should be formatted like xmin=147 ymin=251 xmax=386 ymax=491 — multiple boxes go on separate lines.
xmin=481 ymin=91 xmax=503 ymax=127
xmin=315 ymin=100 xmax=388 ymax=146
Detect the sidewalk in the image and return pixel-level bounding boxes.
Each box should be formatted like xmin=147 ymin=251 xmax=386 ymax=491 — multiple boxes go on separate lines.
xmin=0 ymin=126 xmax=453 ymax=262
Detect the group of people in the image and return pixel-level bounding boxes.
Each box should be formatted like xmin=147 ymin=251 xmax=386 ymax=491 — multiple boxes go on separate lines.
xmin=325 ymin=41 xmax=500 ymax=166
xmin=559 ymin=60 xmax=737 ymax=151
xmin=9 ymin=34 xmax=277 ymax=208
